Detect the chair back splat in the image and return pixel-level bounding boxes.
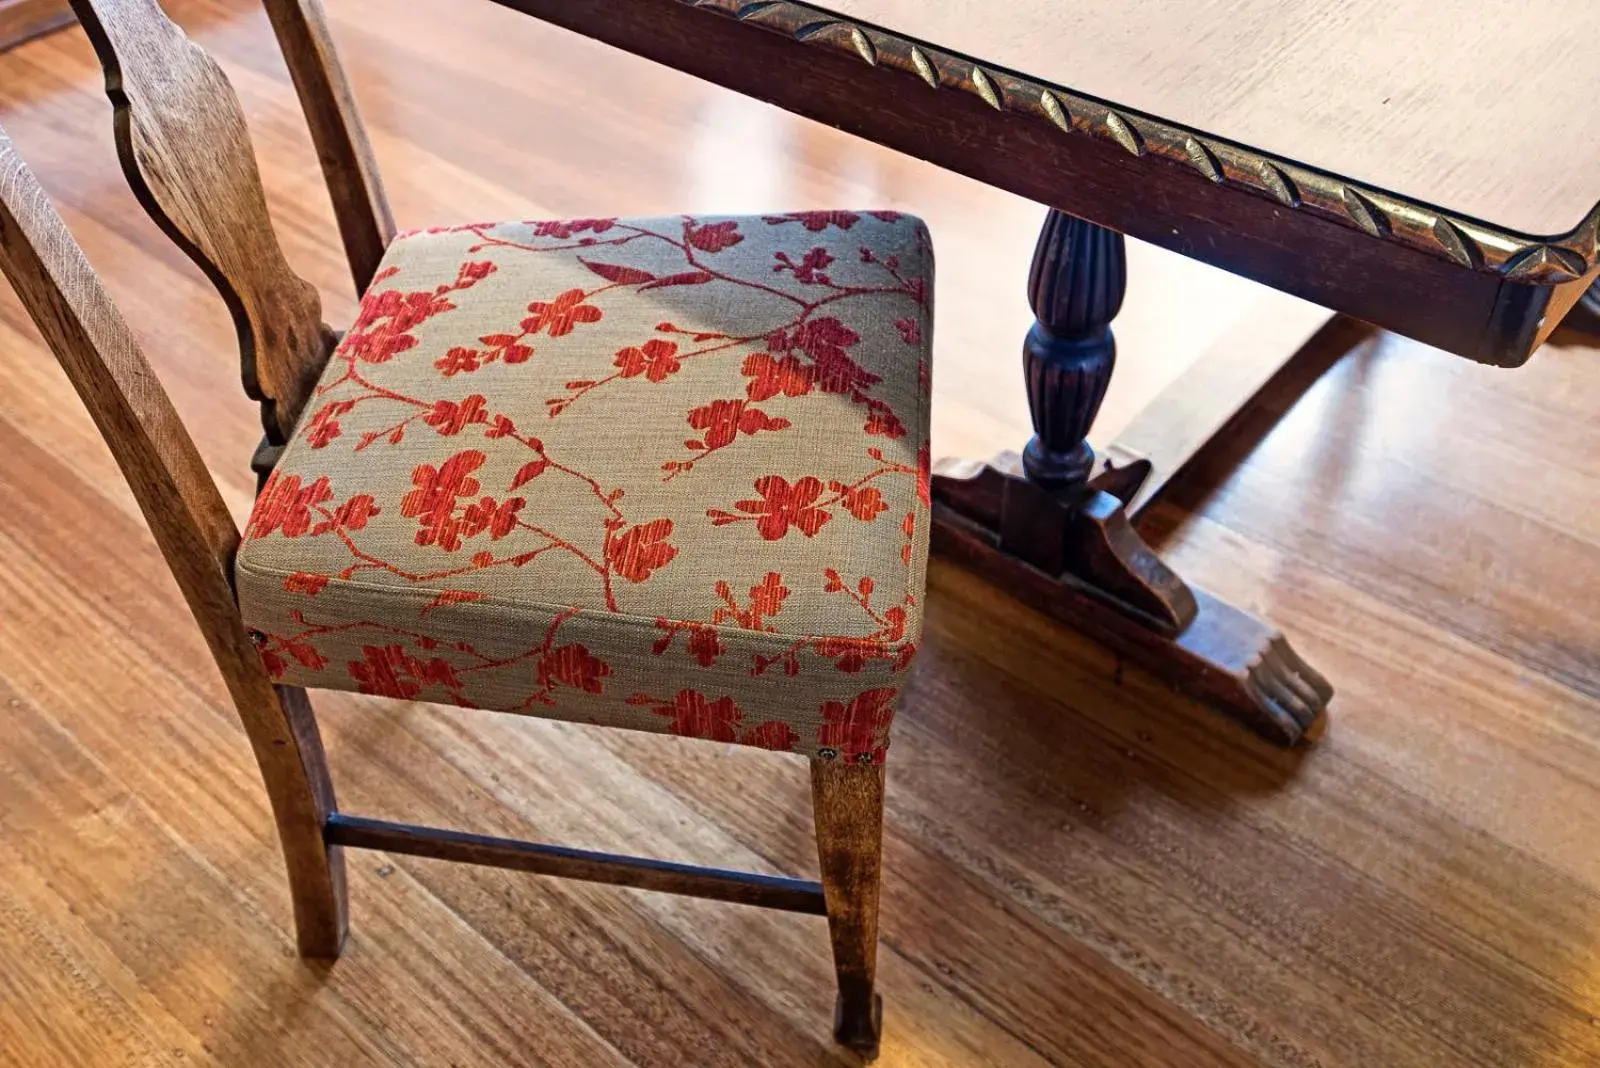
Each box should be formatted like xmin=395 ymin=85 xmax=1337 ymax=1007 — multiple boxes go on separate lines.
xmin=70 ymin=0 xmax=337 ymax=443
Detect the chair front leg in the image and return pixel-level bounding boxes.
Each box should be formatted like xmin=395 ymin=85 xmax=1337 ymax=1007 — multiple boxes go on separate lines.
xmin=811 ymin=759 xmax=886 ymax=1060
xmin=232 ymin=676 xmax=347 ymax=959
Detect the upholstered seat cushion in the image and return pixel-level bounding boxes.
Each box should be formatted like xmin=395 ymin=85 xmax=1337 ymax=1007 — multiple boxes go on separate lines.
xmin=236 ymin=212 xmax=933 ymax=763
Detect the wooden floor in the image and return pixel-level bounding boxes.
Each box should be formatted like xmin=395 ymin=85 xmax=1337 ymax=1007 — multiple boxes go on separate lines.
xmin=1 ymin=2 xmax=1598 ymax=1065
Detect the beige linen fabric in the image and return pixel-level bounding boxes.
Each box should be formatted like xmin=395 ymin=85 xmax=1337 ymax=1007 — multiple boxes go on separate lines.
xmin=235 ymin=212 xmax=933 ymax=762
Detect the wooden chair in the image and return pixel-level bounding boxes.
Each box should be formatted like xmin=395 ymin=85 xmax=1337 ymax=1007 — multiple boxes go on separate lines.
xmin=0 ymin=0 xmax=938 ymax=1057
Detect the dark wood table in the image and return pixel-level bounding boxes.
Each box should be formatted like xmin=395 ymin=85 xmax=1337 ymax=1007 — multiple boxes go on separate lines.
xmin=488 ymin=0 xmax=1600 ymax=746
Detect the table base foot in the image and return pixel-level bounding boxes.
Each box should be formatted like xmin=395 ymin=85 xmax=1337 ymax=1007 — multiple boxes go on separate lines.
xmin=932 ymin=457 xmax=1330 ymax=747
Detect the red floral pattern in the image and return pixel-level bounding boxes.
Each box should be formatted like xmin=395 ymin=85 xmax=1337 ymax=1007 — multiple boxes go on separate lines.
xmin=818 ymin=687 xmax=899 ymax=764
xmin=236 ymin=212 xmax=933 ymax=762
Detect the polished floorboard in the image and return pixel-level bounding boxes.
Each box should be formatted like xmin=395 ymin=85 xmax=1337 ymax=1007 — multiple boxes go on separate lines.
xmin=0 ymin=2 xmax=1597 ymax=1065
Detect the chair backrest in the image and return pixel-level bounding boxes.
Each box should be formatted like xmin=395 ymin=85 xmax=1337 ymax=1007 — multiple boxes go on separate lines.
xmin=67 ymin=0 xmax=394 ymax=444
xmin=0 ymin=119 xmax=266 ymax=709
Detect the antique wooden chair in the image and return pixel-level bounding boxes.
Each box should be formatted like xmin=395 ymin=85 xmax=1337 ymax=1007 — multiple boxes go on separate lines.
xmin=1 ymin=0 xmax=937 ymax=1057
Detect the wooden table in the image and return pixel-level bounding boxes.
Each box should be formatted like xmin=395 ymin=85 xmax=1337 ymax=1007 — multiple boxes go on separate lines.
xmin=488 ymin=0 xmax=1600 ymax=746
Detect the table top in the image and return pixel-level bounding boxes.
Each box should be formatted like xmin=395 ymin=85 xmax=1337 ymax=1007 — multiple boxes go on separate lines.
xmin=827 ymin=0 xmax=1600 ymax=238
xmin=493 ymin=0 xmax=1600 ymax=366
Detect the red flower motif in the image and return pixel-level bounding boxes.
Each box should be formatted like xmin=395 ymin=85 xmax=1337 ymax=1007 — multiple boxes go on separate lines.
xmin=283 ymin=572 xmax=329 ymax=596
xmin=347 ymin=644 xmax=458 ymax=700
xmin=533 ymin=217 xmax=616 ymax=239
xmin=605 ymin=518 xmax=678 ymax=583
xmin=485 ymin=336 xmax=534 ymax=364
xmin=880 ymin=606 xmax=908 ymax=643
xmin=350 ymin=646 xmax=415 ymax=697
xmin=741 ymin=352 xmax=815 ymax=401
xmin=420 ymin=590 xmax=487 ymax=615
xmin=629 ymin=689 xmax=743 ymax=742
xmin=304 ymin=400 xmax=353 ymax=448
xmin=651 ymin=619 xmax=727 ymax=667
xmin=461 ymin=495 xmax=525 ymax=540
xmin=247 ymin=473 xmax=333 ymax=539
xmin=771 ymin=317 xmax=880 ymax=395
xmin=764 ymin=210 xmax=860 ymax=231
xmin=349 ymin=645 xmax=415 ymax=697
xmin=434 ymin=346 xmax=481 ymax=377
xmin=741 ymin=721 xmax=799 ymax=752
xmin=452 ymin=261 xmax=497 ymax=287
xmin=833 ymin=482 xmax=888 ymax=521
xmin=423 ymin=394 xmax=490 ymax=435
xmin=613 ymin=339 xmax=681 ymax=382
xmin=328 ymin=494 xmax=379 ymax=532
xmin=258 ymin=634 xmax=328 ymax=678
xmin=686 ymin=398 xmax=743 ymax=451
xmin=287 ymin=638 xmax=327 ymax=671
xmin=436 ymin=332 xmax=537 ymax=379
xmin=345 ymin=282 xmax=478 ymax=365
xmin=773 ymin=247 xmax=834 ymax=283
xmin=818 ymin=687 xmax=898 ymax=763
xmin=815 ymin=636 xmax=882 ymax=674
xmin=345 ymin=320 xmax=419 ymax=365
xmin=712 ymin=571 xmax=790 ymax=630
xmin=522 ymin=289 xmax=603 ymax=337
xmin=538 ymin=643 xmax=611 ymax=694
xmin=712 ymin=475 xmax=832 ymax=540
xmin=348 ymin=288 xmax=399 ymax=332
xmin=894 ymin=316 xmax=922 ymax=345
xmin=685 ymin=398 xmax=790 ymax=451
xmin=401 ymin=449 xmax=486 ymax=550
xmin=684 ymin=626 xmax=724 ymax=666
xmin=862 ymin=401 xmax=907 ymax=439
xmin=259 ymin=648 xmax=287 ymax=679
xmin=683 ymin=218 xmax=744 ymax=253
xmin=749 ymin=572 xmax=789 ymax=620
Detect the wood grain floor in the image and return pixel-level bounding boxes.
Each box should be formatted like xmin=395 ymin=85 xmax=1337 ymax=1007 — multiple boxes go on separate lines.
xmin=1 ymin=2 xmax=1597 ymax=1065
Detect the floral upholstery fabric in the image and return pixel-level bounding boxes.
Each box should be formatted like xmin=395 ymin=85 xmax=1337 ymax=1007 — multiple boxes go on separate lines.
xmin=236 ymin=212 xmax=933 ymax=763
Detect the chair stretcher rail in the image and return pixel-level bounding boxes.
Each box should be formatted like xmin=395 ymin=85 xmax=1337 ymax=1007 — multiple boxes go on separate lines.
xmin=324 ymin=813 xmax=828 ymax=914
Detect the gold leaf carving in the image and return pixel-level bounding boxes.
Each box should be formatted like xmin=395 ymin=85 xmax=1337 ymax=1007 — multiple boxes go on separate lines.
xmin=1183 ymin=138 xmax=1222 ymax=183
xmin=1341 ymin=187 xmax=1388 ymax=237
xmin=1040 ymin=90 xmax=1070 ymax=131
xmin=970 ymin=67 xmax=1002 ymax=110
xmin=1105 ymin=111 xmax=1143 ymax=156
xmin=1430 ymin=217 xmax=1479 ymax=269
xmin=1258 ymin=162 xmax=1298 ymax=207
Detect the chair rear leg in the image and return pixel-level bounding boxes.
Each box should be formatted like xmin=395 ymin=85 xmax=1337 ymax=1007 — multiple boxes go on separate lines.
xmin=810 ymin=759 xmax=886 ymax=1060
xmin=239 ymin=681 xmax=347 ymax=958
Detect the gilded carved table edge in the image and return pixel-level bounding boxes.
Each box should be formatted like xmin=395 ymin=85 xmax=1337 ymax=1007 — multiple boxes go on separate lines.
xmin=687 ymin=0 xmax=1600 ymax=285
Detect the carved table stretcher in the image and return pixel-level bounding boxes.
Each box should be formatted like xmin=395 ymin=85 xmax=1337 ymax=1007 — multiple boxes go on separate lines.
xmin=483 ymin=0 xmax=1600 ymax=745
